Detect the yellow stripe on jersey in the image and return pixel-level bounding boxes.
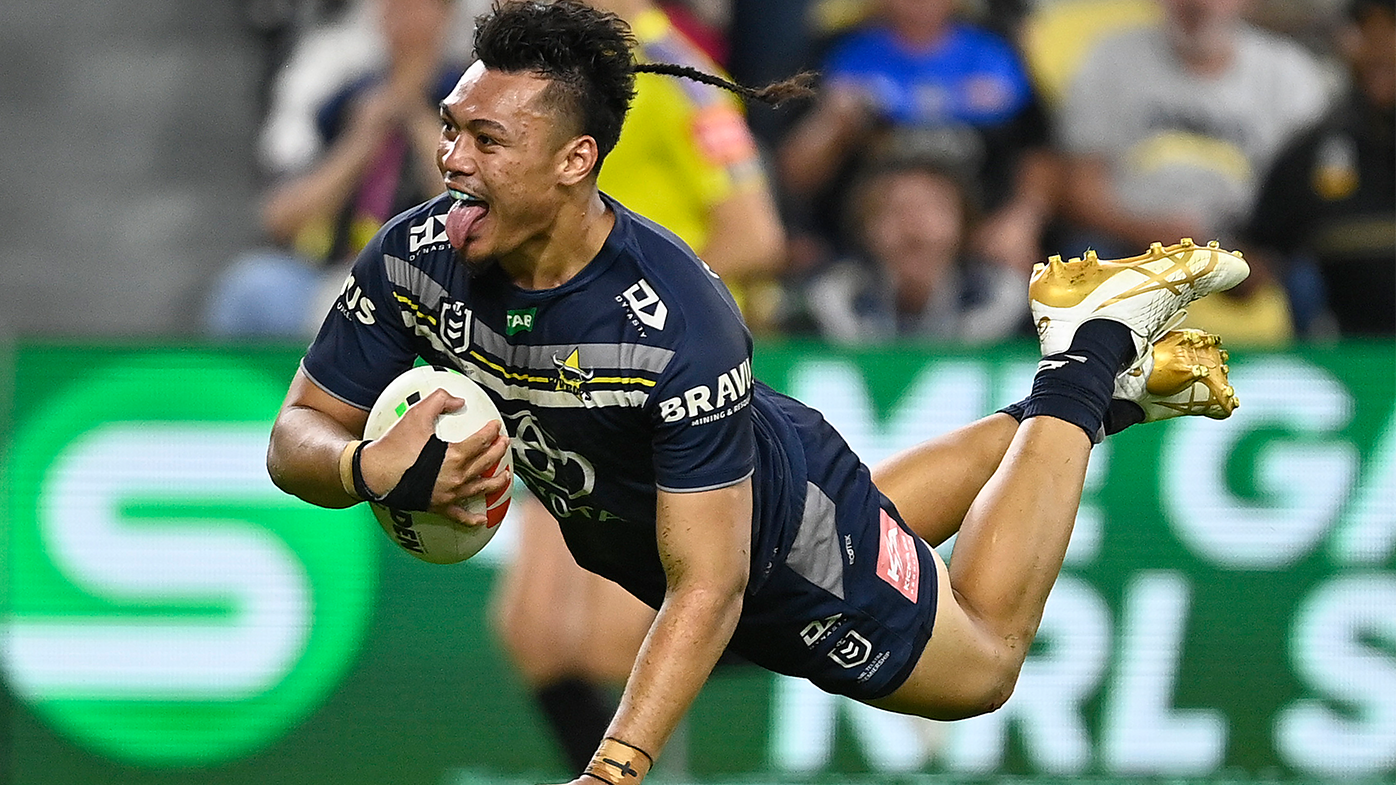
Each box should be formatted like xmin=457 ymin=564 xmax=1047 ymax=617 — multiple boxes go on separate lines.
xmin=467 ymin=350 xmax=552 ymax=385
xmin=467 ymin=350 xmax=658 ymax=390
xmin=394 ymin=292 xmax=438 ymax=326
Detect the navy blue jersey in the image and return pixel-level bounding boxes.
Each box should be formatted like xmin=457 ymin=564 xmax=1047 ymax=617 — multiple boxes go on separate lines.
xmin=303 ymin=194 xmax=805 ymax=606
xmin=302 ymin=193 xmax=940 ymax=699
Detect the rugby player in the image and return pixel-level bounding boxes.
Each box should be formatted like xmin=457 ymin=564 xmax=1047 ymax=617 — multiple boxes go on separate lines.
xmin=266 ymin=3 xmax=1248 ymax=783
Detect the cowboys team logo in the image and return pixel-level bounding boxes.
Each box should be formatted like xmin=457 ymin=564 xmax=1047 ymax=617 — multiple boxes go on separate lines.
xmin=552 ymin=348 xmax=594 ymax=402
xmin=439 ymin=300 xmax=472 ymax=354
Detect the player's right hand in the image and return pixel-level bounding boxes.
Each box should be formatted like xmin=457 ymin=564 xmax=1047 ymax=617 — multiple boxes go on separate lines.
xmin=358 ymin=388 xmax=512 ymax=525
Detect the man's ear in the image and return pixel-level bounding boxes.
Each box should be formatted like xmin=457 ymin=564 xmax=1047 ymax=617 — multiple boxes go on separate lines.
xmin=557 ymin=135 xmax=600 ymax=186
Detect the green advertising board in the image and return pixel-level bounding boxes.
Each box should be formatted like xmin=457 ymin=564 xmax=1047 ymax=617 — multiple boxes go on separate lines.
xmin=2 ymin=341 xmax=1392 ymax=784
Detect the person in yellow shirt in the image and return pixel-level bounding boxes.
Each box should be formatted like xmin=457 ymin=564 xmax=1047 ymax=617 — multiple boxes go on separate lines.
xmin=487 ymin=0 xmax=788 ymax=774
xmin=600 ymin=1 xmax=786 ymax=320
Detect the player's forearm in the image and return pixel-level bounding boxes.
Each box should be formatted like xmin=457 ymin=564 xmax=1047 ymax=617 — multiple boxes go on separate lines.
xmin=603 ymin=578 xmax=745 ymax=765
xmin=261 ymin=127 xmax=388 ymax=244
xmin=267 ymin=404 xmax=362 ymax=509
xmin=699 ymin=188 xmax=786 ymax=283
xmin=777 ymin=104 xmax=863 ymax=197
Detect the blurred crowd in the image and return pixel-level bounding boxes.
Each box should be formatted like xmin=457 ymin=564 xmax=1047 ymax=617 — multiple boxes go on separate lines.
xmin=216 ymin=0 xmax=1394 ymax=347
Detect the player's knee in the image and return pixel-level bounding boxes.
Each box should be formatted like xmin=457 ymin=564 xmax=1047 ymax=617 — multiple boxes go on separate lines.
xmin=946 ymin=648 xmax=1023 ymax=720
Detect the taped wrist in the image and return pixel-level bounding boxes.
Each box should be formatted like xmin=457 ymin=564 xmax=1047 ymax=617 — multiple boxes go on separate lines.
xmin=339 ymin=440 xmax=364 ymax=501
xmin=584 ymin=737 xmax=653 ymax=784
xmin=350 ymin=436 xmax=449 ymax=512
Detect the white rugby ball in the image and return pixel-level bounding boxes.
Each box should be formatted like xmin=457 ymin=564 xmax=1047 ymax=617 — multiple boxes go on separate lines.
xmin=363 ymin=365 xmax=512 ymax=564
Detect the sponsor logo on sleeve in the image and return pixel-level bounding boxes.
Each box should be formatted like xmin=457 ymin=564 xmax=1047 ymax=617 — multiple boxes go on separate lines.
xmin=656 ymin=359 xmax=752 ymax=426
xmin=334 ymin=274 xmax=377 ymax=325
xmin=619 ymin=278 xmax=668 ymax=331
xmin=876 ymin=510 xmax=921 ymax=603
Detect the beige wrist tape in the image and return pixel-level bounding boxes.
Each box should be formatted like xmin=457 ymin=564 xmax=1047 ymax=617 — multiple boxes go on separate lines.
xmin=583 ymin=737 xmax=653 ymax=784
xmin=339 ymin=440 xmax=364 ymax=501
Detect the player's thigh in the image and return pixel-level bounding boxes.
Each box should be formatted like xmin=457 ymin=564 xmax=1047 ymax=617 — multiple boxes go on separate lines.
xmin=490 ymin=494 xmax=594 ymax=679
xmin=864 ymin=548 xmax=1020 ymax=721
xmin=870 ymin=415 xmax=1018 ymax=547
xmin=577 ymin=570 xmax=655 ymax=684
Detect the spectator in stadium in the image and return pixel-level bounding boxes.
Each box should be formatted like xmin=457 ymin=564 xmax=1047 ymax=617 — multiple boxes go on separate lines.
xmin=1243 ymin=0 xmax=1394 ymax=337
xmin=489 ymin=0 xmax=786 ymax=772
xmin=1053 ymin=0 xmax=1333 ymax=345
xmin=265 ymin=4 xmax=1249 ymax=785
xmin=204 ymin=0 xmax=467 ymax=337
xmin=798 ymin=152 xmax=1029 ymax=344
xmin=776 ymin=0 xmax=1060 ymax=273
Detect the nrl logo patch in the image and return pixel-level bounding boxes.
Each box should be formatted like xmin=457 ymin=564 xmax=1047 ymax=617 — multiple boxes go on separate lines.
xmin=506 ymin=307 xmax=537 ymax=336
xmin=439 ymin=300 xmax=472 ymax=354
xmin=552 ymin=348 xmax=594 ymax=401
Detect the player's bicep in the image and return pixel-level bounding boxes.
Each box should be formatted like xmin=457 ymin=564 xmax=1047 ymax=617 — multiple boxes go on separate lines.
xmin=655 ymin=480 xmax=753 ymax=593
xmin=277 ymin=367 xmax=370 ymax=436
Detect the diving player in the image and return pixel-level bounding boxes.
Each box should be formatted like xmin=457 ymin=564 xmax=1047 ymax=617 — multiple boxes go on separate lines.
xmin=265 ymin=3 xmax=1248 ymax=784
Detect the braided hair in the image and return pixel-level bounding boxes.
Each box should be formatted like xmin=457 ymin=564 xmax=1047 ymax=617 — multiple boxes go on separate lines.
xmin=473 ymin=0 xmax=813 ymax=170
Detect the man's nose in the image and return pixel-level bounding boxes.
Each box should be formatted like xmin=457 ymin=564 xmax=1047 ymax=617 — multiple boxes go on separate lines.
xmin=440 ymin=136 xmax=476 ymax=175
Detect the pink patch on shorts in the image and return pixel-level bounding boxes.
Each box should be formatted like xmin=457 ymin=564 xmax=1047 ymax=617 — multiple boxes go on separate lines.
xmin=875 ymin=509 xmax=920 ymax=603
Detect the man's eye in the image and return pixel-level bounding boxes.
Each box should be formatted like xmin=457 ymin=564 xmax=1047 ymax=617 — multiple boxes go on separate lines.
xmin=476 ymin=134 xmax=495 ymax=146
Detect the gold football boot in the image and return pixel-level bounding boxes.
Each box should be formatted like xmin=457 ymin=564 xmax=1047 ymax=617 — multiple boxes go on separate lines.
xmin=1117 ymin=328 xmax=1240 ymax=422
xmin=1030 ymin=239 xmax=1251 ymax=360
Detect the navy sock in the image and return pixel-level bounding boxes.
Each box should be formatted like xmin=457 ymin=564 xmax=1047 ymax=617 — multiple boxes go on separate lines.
xmin=1104 ymin=399 xmax=1147 ymax=435
xmin=1018 ymin=320 xmax=1137 ymax=440
xmin=534 ymin=678 xmax=615 ymax=771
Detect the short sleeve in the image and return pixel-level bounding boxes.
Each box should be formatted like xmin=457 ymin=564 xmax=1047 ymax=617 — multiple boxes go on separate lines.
xmin=300 ymin=233 xmax=418 ymax=409
xmin=646 ymin=312 xmax=755 ymax=493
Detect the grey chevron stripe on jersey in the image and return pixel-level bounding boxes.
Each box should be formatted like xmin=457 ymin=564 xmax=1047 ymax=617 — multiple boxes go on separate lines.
xmin=472 ymin=319 xmax=675 ymax=376
xmin=383 ymin=254 xmax=448 ymax=310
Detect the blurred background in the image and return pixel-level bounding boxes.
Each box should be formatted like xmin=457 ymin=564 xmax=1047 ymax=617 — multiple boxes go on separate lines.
xmin=0 ymin=0 xmax=1391 ymax=783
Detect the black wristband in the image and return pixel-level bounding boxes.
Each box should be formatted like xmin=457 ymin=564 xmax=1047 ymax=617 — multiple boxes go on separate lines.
xmin=350 ymin=440 xmax=382 ymax=502
xmin=350 ymin=436 xmax=450 ymax=511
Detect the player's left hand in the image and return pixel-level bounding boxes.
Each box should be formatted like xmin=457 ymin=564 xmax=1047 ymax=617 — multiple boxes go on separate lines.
xmin=431 ymin=418 xmax=513 ymax=525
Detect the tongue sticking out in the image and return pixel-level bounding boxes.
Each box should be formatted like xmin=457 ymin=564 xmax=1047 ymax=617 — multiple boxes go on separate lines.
xmin=445 ymin=201 xmax=486 ymax=249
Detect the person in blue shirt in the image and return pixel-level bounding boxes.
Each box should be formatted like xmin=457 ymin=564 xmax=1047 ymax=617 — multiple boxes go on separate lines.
xmin=265 ymin=3 xmax=1247 ymax=784
xmin=778 ymin=0 xmax=1059 ymax=273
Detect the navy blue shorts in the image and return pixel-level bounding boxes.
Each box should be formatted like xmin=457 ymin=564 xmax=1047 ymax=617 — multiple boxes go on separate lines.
xmin=727 ymin=403 xmax=940 ymax=701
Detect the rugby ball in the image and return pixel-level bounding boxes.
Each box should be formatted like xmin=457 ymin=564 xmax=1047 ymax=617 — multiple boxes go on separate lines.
xmin=363 ymin=365 xmax=512 ymax=564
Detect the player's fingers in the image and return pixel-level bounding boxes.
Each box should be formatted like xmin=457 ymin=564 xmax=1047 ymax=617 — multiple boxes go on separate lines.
xmin=455 ymin=461 xmax=512 ymax=501
xmin=414 ymin=387 xmax=465 ymax=418
xmin=466 ymin=418 xmax=503 ymax=448
xmin=456 ymin=431 xmax=510 ymax=478
xmin=382 ymin=389 xmax=464 ymax=449
xmin=441 ymin=503 xmax=486 ymax=527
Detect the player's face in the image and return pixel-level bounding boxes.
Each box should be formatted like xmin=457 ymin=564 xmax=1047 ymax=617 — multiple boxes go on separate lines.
xmin=437 ymin=62 xmax=582 ymax=267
